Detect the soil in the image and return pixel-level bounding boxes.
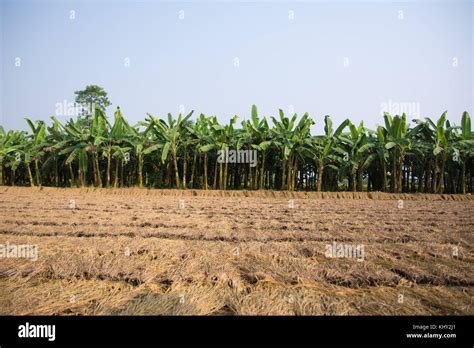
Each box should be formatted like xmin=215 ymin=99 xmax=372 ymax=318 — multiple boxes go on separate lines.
xmin=0 ymin=187 xmax=472 ymax=315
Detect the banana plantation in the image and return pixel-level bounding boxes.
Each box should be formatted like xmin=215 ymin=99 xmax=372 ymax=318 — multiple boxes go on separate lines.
xmin=0 ymin=105 xmax=473 ymax=193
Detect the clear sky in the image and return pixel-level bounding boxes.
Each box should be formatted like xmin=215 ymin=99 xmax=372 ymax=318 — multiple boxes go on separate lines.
xmin=1 ymin=0 xmax=472 ymax=133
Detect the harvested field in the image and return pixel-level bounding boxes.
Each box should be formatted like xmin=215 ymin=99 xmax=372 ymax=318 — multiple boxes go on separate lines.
xmin=0 ymin=187 xmax=473 ymax=315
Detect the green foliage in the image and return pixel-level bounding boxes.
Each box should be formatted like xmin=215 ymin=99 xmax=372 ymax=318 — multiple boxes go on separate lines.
xmin=0 ymin=106 xmax=472 ymax=193
xmin=74 ymin=85 xmax=111 ymax=121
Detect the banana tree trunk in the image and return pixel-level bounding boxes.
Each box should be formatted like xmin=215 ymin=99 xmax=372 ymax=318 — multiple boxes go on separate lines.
xmin=450 ymin=172 xmax=456 ymax=194
xmin=317 ymin=159 xmax=324 ymax=192
xmin=291 ymin=159 xmax=298 ymax=191
xmin=460 ymin=160 xmax=466 ymax=194
xmin=219 ymin=162 xmax=223 ymax=190
xmin=251 ymin=164 xmax=256 ymax=190
xmin=391 ymin=151 xmax=397 ymax=193
xmin=190 ymin=153 xmax=197 ymax=189
xmin=138 ymin=154 xmax=144 ymax=188
xmin=437 ymin=158 xmax=446 ymax=193
xmin=281 ymin=158 xmax=287 ymax=190
xmin=91 ymin=154 xmax=97 ymax=186
xmin=106 ymin=151 xmax=111 ymax=188
xmin=121 ymin=160 xmax=125 ymax=187
xmin=27 ymin=163 xmax=35 ymax=187
xmin=182 ymin=155 xmax=187 ymax=188
xmin=381 ymin=159 xmax=387 ymax=192
xmin=243 ymin=162 xmax=248 ymax=189
xmin=166 ymin=160 xmax=171 ymax=188
xmin=255 ymin=164 xmax=259 ymax=189
xmin=204 ymin=154 xmax=208 ymax=190
xmin=114 ymin=159 xmax=119 ymax=188
xmin=286 ymin=159 xmax=290 ymax=191
xmin=436 ymin=166 xmax=444 ymax=193
xmin=397 ymin=153 xmax=404 ymax=193
xmin=432 ymin=157 xmax=438 ymax=193
xmin=78 ymin=168 xmax=85 ymax=187
xmin=417 ymin=169 xmax=423 ymax=193
xmin=97 ymin=154 xmax=102 ymax=187
xmin=251 ymin=165 xmax=255 ymax=189
xmin=224 ymin=161 xmax=228 ymax=190
xmin=357 ymin=170 xmax=363 ymax=192
xmin=213 ymin=160 xmax=218 ymax=189
xmin=172 ymin=152 xmax=180 ymax=189
xmin=248 ymin=162 xmax=252 ymax=188
xmin=93 ymin=153 xmax=102 ymax=187
xmin=259 ymin=151 xmax=266 ymax=189
xmin=423 ymin=167 xmax=429 ymax=193
xmin=351 ymin=170 xmax=356 ymax=192
xmin=0 ymin=157 xmax=3 ymax=186
xmin=68 ymin=163 xmax=75 ymax=187
xmin=54 ymin=158 xmax=59 ymax=186
xmin=34 ymin=160 xmax=41 ymax=186
xmin=286 ymin=156 xmax=292 ymax=191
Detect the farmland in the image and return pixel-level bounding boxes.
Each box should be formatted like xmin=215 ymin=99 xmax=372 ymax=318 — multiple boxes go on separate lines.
xmin=0 ymin=187 xmax=472 ymax=315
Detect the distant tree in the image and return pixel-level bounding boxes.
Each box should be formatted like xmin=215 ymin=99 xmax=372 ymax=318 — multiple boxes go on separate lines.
xmin=74 ymin=85 xmax=111 ymax=123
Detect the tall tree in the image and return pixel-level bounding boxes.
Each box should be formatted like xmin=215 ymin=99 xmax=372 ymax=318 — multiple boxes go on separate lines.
xmin=74 ymin=85 xmax=111 ymax=125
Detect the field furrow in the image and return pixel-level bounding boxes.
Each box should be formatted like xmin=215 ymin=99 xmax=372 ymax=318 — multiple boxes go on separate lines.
xmin=0 ymin=188 xmax=473 ymax=315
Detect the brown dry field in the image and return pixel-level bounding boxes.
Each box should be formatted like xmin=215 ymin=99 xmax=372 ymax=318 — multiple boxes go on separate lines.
xmin=0 ymin=187 xmax=473 ymax=315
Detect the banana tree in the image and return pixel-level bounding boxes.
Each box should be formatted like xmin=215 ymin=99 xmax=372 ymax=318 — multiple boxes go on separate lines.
xmin=242 ymin=105 xmax=271 ymax=189
xmin=338 ymin=121 xmax=376 ymax=191
xmin=148 ymin=110 xmax=194 ymax=188
xmin=54 ymin=106 xmax=108 ymax=187
xmin=98 ymin=107 xmax=132 ymax=187
xmin=365 ymin=125 xmax=389 ymax=191
xmin=24 ymin=119 xmax=47 ymax=186
xmin=425 ymin=112 xmax=457 ymax=193
xmin=304 ymin=116 xmax=349 ymax=191
xmin=187 ymin=114 xmax=214 ymax=189
xmin=109 ymin=145 xmax=131 ymax=188
xmin=53 ymin=120 xmax=89 ymax=187
xmin=452 ymin=112 xmax=473 ymax=194
xmin=127 ymin=119 xmax=160 ymax=188
xmin=42 ymin=116 xmax=69 ymax=186
xmin=384 ymin=113 xmax=410 ymax=193
xmin=271 ymin=110 xmax=314 ymax=191
xmin=1 ymin=104 xmax=473 ymax=193
xmin=0 ymin=127 xmax=15 ymax=185
xmin=200 ymin=115 xmax=238 ymax=190
xmin=0 ymin=129 xmax=26 ymax=186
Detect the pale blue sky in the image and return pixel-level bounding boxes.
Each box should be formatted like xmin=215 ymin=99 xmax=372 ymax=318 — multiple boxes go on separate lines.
xmin=1 ymin=0 xmax=472 ymax=133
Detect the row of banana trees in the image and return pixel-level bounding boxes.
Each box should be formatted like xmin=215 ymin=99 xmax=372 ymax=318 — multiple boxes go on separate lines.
xmin=0 ymin=106 xmax=473 ymax=193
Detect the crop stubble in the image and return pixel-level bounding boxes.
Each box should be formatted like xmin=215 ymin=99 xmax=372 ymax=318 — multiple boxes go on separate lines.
xmin=0 ymin=187 xmax=473 ymax=315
